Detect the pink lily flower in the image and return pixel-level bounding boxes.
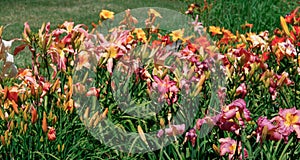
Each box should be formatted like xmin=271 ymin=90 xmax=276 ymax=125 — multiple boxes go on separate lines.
xmin=219 ymin=137 xmax=248 ymax=160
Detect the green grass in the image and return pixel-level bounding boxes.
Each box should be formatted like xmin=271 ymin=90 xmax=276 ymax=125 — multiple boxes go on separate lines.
xmin=0 ymin=0 xmax=185 ymax=39
xmin=194 ymin=0 xmax=299 ymax=33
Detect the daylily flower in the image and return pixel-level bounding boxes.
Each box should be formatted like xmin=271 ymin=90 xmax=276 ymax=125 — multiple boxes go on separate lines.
xmin=278 ymin=107 xmax=300 ymax=138
xmin=256 ymin=107 xmax=300 ymax=143
xmin=119 ymin=9 xmax=138 ymax=27
xmin=218 ymin=99 xmax=251 ymax=135
xmin=157 ymin=124 xmax=185 ymax=138
xmin=41 ymin=81 xmax=51 ymax=97
xmin=191 ymin=15 xmax=203 ymax=32
xmin=195 ymin=115 xmax=219 ymax=130
xmin=209 ymin=26 xmax=222 ymax=36
xmin=278 ymin=39 xmax=297 ymax=57
xmin=53 ymin=21 xmax=88 ymax=43
xmin=160 ymin=35 xmax=172 ymax=46
xmin=151 ymin=40 xmax=162 ymax=49
xmin=194 ymin=36 xmax=211 ymax=55
xmin=133 ymin=28 xmax=147 ymax=42
xmin=152 ymin=75 xmax=179 ymax=105
xmin=104 ymin=45 xmax=117 ymax=74
xmin=75 ymin=51 xmax=91 ymax=70
xmin=148 ymin=8 xmax=162 ymax=18
xmin=247 ymin=33 xmax=267 ymax=49
xmin=48 ymin=21 xmax=88 ymax=71
xmin=241 ymin=22 xmax=253 ymax=29
xmin=48 ymin=41 xmax=73 ymax=71
xmin=271 ymin=36 xmax=285 ymax=46
xmin=134 ymin=66 xmax=151 ymax=82
xmin=271 ymin=36 xmax=296 ymax=63
xmin=261 ymin=51 xmax=270 ymax=62
xmin=170 ymin=29 xmax=184 ymax=42
xmin=47 ymin=127 xmax=56 ymax=141
xmin=219 ymin=137 xmax=248 ymax=160
xmin=4 ymin=86 xmax=19 ymax=103
xmin=284 ymin=7 xmax=299 ymax=24
xmin=264 ymin=72 xmax=293 ymax=100
xmin=219 ymin=28 xmax=237 ymax=44
xmin=74 ymin=82 xmax=86 ymax=95
xmin=274 ymin=71 xmax=293 ymax=87
xmin=90 ymin=29 xmax=135 ymax=74
xmin=256 ymin=116 xmax=285 ymax=143
xmin=86 ymin=87 xmax=100 ymax=98
xmin=183 ymin=128 xmax=197 ymax=147
xmin=185 ymin=3 xmax=200 ymax=14
xmin=236 ymin=83 xmax=247 ymax=98
xmin=99 ymin=10 xmax=114 ymax=20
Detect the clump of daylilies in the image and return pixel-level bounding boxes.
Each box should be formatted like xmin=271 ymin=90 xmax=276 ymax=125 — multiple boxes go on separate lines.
xmin=183 ymin=6 xmax=300 ymax=159
xmin=256 ymin=107 xmax=300 ymax=143
xmin=0 ymin=13 xmax=88 ymax=147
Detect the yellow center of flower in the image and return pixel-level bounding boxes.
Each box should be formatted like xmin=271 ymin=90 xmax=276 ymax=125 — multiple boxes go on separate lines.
xmin=285 ymin=113 xmax=299 ymax=127
xmin=229 ymin=143 xmax=237 ymax=153
xmin=108 ymin=46 xmax=117 ymax=58
xmin=236 ymin=112 xmax=241 ymax=119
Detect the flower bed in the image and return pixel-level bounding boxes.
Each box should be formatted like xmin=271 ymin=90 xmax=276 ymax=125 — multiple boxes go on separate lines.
xmin=0 ymin=5 xmax=299 ymax=160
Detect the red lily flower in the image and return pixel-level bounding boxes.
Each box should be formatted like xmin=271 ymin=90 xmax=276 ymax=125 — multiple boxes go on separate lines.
xmin=48 ymin=127 xmax=56 ymax=141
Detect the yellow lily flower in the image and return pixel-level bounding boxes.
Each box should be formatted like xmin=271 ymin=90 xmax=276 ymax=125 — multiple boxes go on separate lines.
xmin=99 ymin=10 xmax=114 ymax=20
xmin=170 ymin=29 xmax=184 ymax=42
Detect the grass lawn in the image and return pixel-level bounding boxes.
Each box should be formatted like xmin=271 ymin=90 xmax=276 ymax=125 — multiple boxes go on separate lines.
xmin=0 ymin=0 xmax=185 ymax=39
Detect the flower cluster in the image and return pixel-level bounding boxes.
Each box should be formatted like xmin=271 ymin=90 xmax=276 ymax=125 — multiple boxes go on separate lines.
xmin=181 ymin=6 xmax=300 ymax=159
xmin=256 ymin=107 xmax=300 ymax=143
xmin=0 ymin=4 xmax=299 ymax=159
xmin=193 ymin=99 xmax=251 ymax=135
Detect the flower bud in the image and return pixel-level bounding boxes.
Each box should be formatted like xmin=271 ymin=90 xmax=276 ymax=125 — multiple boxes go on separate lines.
xmin=42 ymin=112 xmax=48 ymax=133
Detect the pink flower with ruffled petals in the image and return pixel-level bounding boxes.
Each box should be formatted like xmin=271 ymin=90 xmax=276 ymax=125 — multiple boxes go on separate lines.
xmin=218 ymin=99 xmax=251 ymax=134
xmin=278 ymin=107 xmax=300 ymax=138
xmin=256 ymin=108 xmax=300 ymax=143
xmin=256 ymin=116 xmax=285 ymax=143
xmin=219 ymin=137 xmax=248 ymax=160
